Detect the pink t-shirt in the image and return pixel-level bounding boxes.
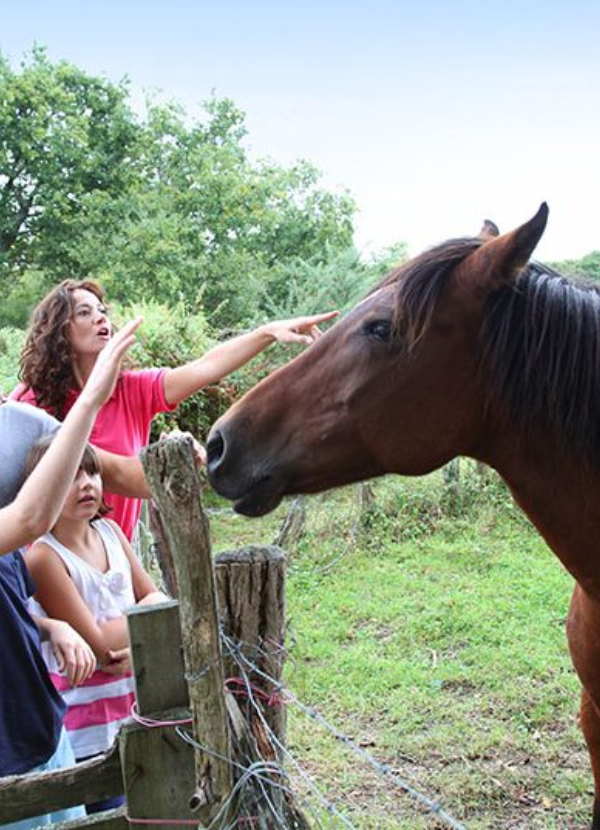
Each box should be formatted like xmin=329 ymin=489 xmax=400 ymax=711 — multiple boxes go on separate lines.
xmin=10 ymin=370 xmax=175 ymax=540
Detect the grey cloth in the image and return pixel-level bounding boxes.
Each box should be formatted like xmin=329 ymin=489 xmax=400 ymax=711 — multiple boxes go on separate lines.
xmin=0 ymin=401 xmax=59 ymax=508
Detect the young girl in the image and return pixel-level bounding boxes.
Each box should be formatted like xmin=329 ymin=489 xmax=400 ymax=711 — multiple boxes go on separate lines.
xmin=11 ymin=279 xmax=337 ymax=540
xmin=24 ymin=436 xmax=169 ymax=815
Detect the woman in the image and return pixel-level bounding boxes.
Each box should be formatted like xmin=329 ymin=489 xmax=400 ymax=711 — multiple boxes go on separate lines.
xmin=11 ymin=280 xmax=337 ymax=539
xmin=0 ymin=319 xmax=141 ymax=829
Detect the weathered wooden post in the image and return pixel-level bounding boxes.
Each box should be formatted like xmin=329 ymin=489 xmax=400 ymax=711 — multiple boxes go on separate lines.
xmin=139 ymin=434 xmax=232 ymax=825
xmin=147 ymin=500 xmax=179 ymax=598
xmin=138 ymin=434 xmax=310 ymax=828
xmin=215 ymin=545 xmax=287 ymax=746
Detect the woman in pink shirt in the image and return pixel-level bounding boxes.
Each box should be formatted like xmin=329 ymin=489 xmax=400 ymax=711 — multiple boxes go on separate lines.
xmin=11 ymin=280 xmax=337 ymax=540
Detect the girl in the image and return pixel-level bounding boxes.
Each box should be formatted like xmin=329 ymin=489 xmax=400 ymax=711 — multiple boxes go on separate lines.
xmin=11 ymin=279 xmax=337 ymax=540
xmin=24 ymin=436 xmax=169 ymax=815
xmin=0 ymin=319 xmax=141 ymax=830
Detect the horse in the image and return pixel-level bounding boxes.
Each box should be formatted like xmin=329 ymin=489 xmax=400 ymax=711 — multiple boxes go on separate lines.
xmin=206 ymin=204 xmax=600 ymax=828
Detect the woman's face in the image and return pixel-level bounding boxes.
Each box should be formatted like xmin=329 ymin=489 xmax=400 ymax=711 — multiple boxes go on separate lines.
xmin=67 ymin=289 xmax=112 ymax=358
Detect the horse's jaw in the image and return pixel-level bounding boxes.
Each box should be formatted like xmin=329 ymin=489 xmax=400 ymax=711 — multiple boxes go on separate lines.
xmin=231 ymin=477 xmax=285 ymax=517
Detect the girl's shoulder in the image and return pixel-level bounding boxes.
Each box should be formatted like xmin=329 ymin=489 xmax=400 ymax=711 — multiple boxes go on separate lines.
xmin=93 ymin=516 xmax=121 ymax=539
xmin=94 ymin=516 xmax=123 ymax=535
xmin=93 ymin=517 xmax=130 ymax=553
xmin=24 ymin=536 xmax=71 ymax=578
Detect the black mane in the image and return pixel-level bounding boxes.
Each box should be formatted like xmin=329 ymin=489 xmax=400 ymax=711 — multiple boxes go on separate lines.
xmin=481 ymin=263 xmax=600 ymax=464
xmin=384 ymin=238 xmax=600 ymax=465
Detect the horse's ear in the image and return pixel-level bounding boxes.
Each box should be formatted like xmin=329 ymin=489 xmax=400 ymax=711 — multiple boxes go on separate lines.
xmin=459 ymin=203 xmax=548 ymax=294
xmin=478 ymin=219 xmax=499 ymax=240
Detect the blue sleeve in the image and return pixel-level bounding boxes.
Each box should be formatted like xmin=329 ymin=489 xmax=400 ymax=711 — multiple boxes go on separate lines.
xmin=0 ymin=402 xmax=59 ymax=507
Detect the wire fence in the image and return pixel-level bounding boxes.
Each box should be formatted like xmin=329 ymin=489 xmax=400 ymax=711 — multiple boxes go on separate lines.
xmin=132 ymin=627 xmax=467 ymax=829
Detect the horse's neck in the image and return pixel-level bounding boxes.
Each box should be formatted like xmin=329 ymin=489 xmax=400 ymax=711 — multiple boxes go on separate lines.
xmin=487 ymin=443 xmax=600 ymax=601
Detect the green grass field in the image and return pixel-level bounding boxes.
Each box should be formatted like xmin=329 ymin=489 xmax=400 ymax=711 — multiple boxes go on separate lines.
xmin=208 ymin=465 xmax=591 ymax=829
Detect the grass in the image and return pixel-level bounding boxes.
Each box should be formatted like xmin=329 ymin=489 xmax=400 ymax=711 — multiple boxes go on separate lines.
xmin=207 ymin=464 xmax=591 ymax=829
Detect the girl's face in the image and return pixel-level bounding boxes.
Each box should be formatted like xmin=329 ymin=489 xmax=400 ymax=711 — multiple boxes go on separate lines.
xmin=67 ymin=289 xmax=112 ymax=358
xmin=60 ymin=468 xmax=103 ymax=522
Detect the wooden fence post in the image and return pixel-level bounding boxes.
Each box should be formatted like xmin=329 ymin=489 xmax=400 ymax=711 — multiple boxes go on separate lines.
xmin=215 ymin=545 xmax=287 ymax=746
xmin=140 ymin=435 xmax=232 ymax=825
xmin=121 ymin=601 xmax=196 ymax=830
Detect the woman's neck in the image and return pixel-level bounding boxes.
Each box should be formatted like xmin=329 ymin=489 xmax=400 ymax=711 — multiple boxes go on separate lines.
xmin=72 ymin=354 xmax=98 ymax=388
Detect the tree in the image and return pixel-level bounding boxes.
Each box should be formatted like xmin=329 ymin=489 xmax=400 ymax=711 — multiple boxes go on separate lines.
xmin=0 ymin=47 xmax=140 ymax=285
xmin=0 ymin=50 xmax=358 ymax=330
xmin=91 ymin=97 xmax=357 ymax=327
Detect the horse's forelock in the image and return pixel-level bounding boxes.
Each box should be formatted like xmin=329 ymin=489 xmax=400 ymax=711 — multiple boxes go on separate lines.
xmin=377 ymin=238 xmax=482 ymax=349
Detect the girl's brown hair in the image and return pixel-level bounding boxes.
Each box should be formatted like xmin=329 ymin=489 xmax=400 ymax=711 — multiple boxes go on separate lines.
xmin=19 ymin=280 xmax=107 ymax=418
xmin=25 ymin=434 xmax=111 ymax=518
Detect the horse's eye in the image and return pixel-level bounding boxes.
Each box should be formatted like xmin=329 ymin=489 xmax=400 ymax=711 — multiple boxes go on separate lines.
xmin=364 ymin=319 xmax=392 ymax=343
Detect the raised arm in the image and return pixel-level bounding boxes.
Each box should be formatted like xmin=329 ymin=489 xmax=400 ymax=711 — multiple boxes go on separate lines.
xmin=163 ymin=311 xmax=338 ymax=406
xmin=0 ymin=319 xmax=141 ymax=556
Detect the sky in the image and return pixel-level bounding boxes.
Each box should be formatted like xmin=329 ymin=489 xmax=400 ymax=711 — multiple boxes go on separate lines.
xmin=2 ymin=0 xmax=599 ymax=261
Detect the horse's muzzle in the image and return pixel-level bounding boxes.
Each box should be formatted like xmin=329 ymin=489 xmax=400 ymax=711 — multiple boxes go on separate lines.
xmin=206 ymin=425 xmax=284 ymax=516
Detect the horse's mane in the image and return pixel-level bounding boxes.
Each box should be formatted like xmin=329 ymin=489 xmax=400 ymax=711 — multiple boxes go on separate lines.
xmin=481 ymin=263 xmax=600 ymax=464
xmin=381 ymin=238 xmax=600 ymax=465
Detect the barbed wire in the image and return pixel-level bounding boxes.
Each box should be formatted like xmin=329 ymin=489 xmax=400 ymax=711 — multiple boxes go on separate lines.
xmin=222 ymin=634 xmax=357 ymax=830
xmin=221 ymin=633 xmax=467 ymax=830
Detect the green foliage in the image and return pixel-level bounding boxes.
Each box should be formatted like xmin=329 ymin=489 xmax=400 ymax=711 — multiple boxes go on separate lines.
xmin=0 ymin=269 xmax=54 ymax=328
xmin=0 ymin=49 xmax=358 ymax=331
xmin=259 ymin=246 xmax=374 ymax=319
xmin=0 ymin=326 xmax=26 ymax=393
xmin=0 ymin=47 xmax=139 ymax=281
xmin=111 ymin=299 xmax=237 ymax=440
xmin=551 ymin=250 xmax=600 ymax=283
xmin=264 ymin=241 xmax=409 ymax=318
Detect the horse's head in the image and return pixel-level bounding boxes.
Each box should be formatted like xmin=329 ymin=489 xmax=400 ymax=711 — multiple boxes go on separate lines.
xmin=207 ymin=205 xmax=548 ymax=515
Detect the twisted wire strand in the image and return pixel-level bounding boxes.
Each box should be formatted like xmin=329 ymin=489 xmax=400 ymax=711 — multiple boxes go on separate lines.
xmin=222 ymin=634 xmax=359 ymax=829
xmin=177 ymin=729 xmax=309 ymax=829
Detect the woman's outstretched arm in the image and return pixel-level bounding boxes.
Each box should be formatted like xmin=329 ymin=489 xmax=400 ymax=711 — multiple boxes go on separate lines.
xmin=163 ymin=311 xmax=338 ymax=406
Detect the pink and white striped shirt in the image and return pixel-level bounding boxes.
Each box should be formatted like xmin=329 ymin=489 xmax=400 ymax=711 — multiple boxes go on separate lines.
xmin=32 ymin=519 xmax=136 ymax=758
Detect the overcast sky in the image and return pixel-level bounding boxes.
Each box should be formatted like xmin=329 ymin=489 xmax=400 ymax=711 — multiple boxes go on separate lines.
xmin=2 ymin=0 xmax=599 ymax=261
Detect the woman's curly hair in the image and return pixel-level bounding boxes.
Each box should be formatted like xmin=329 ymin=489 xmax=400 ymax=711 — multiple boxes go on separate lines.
xmin=19 ymin=280 xmax=107 ymax=419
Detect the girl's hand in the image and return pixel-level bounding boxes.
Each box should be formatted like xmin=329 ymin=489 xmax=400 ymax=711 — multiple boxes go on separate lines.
xmin=46 ymin=619 xmax=96 ymax=687
xmin=102 ymin=647 xmax=132 ymax=676
xmin=262 ymin=310 xmax=339 ymax=346
xmin=80 ymin=318 xmax=143 ymax=409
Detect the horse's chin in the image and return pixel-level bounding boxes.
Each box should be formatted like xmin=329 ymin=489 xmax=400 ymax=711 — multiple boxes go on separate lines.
xmin=232 ymin=481 xmax=284 ymax=517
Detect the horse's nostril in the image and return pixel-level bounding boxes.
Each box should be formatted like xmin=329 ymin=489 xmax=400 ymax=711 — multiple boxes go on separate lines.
xmin=206 ymin=430 xmax=225 ymax=470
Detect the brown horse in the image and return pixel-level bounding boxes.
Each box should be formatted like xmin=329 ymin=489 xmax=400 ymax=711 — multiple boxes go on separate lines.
xmin=207 ymin=204 xmax=600 ymax=828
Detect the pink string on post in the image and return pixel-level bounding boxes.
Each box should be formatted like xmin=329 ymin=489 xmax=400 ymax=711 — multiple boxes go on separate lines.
xmin=130 ymin=700 xmax=193 ymax=728
xmin=224 ymin=677 xmax=291 ymax=708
